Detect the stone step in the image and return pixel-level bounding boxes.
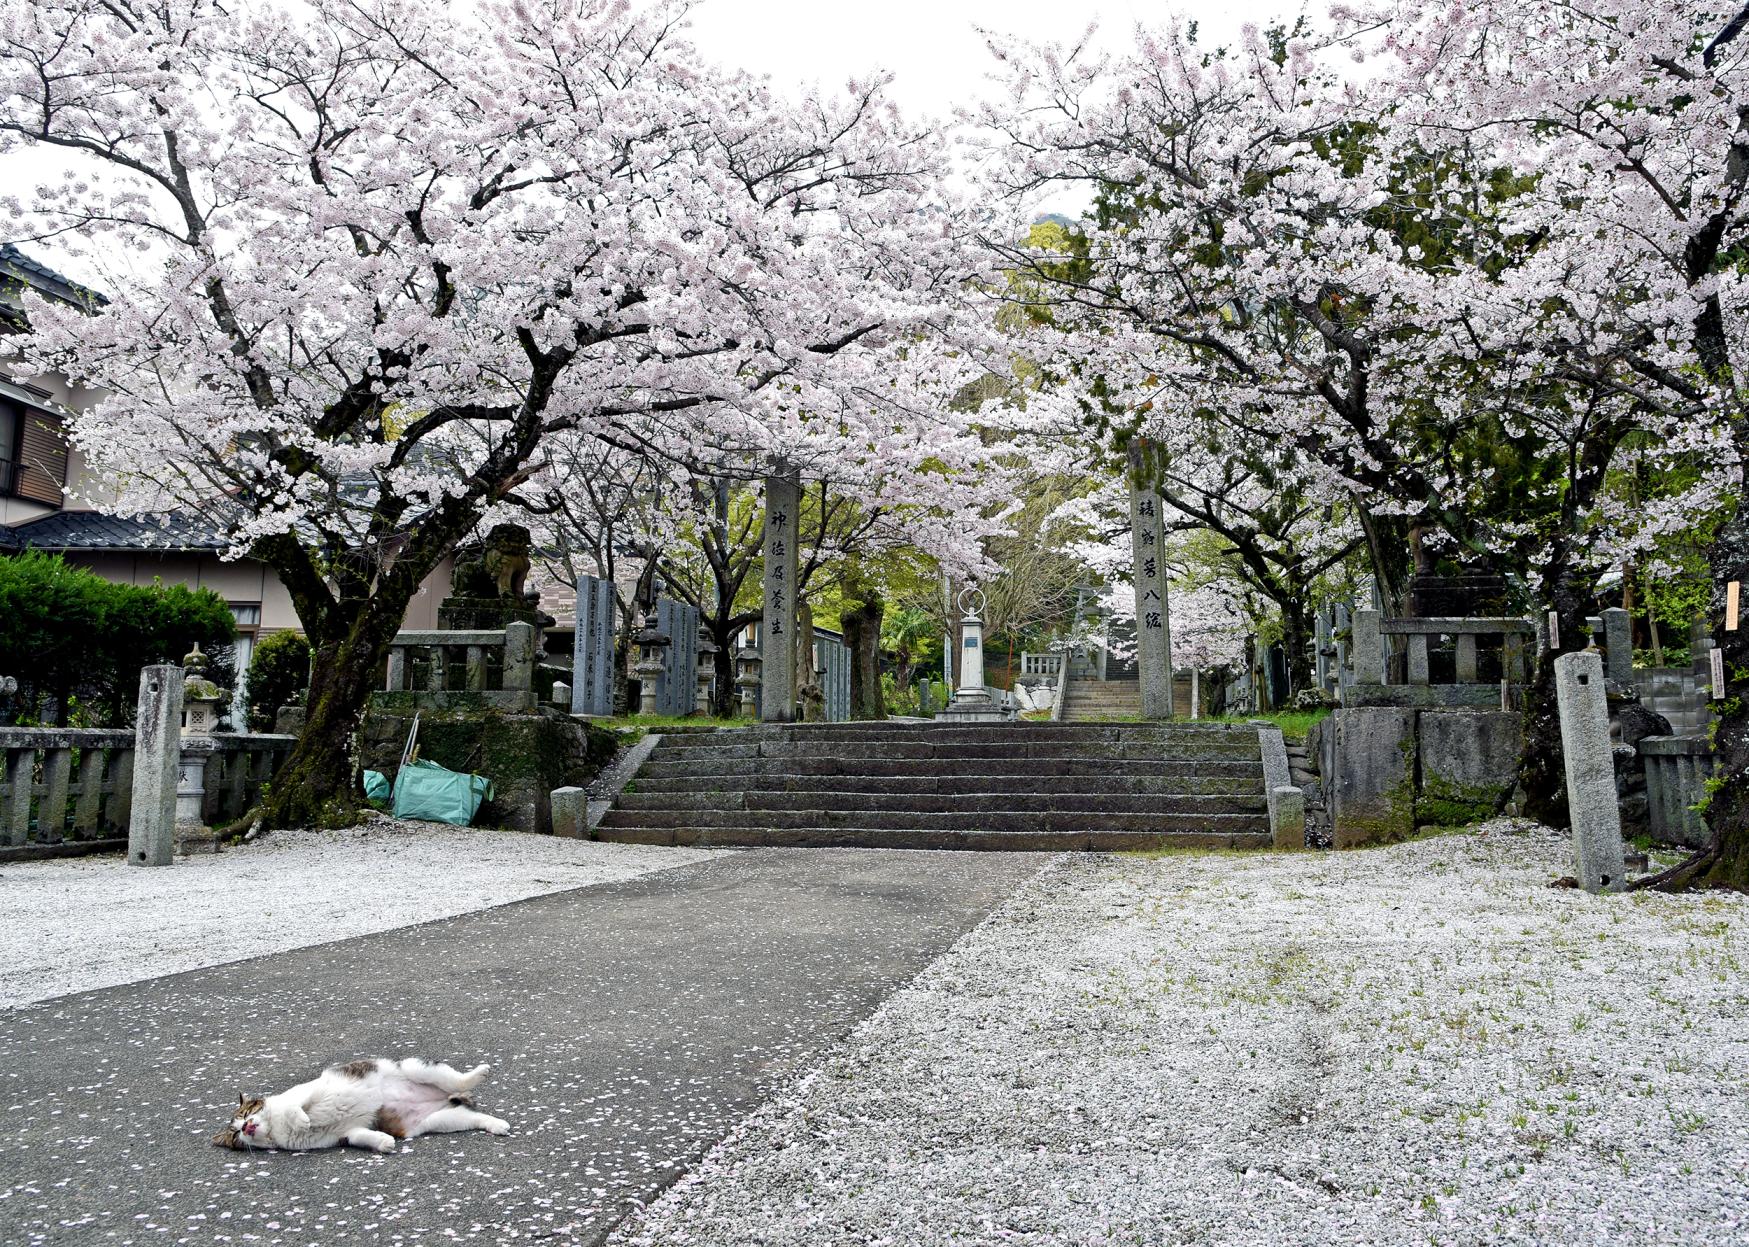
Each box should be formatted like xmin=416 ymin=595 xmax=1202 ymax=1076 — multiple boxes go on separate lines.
xmin=612 ymin=790 xmax=1269 ymax=816
xmin=632 ymin=773 xmax=1265 ymax=796
xmin=640 ymin=739 xmax=1264 ymax=763
xmin=592 ymin=825 xmax=1272 ymax=852
xmin=637 ymin=755 xmax=1263 ymax=783
xmin=596 ymin=808 xmax=1270 ymax=835
xmin=651 ymin=723 xmax=1253 ymax=747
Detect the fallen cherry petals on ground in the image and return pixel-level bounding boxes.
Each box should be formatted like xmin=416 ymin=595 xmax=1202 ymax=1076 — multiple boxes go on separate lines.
xmin=0 ymin=817 xmax=719 ymax=1008
xmin=615 ymin=822 xmax=1749 ymax=1247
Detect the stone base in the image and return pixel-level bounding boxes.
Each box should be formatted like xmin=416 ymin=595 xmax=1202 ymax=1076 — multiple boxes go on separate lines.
xmin=935 ymin=691 xmax=1015 ymax=724
xmin=436 ymin=596 xmax=551 ymax=633
xmin=1328 ymin=706 xmax=1522 ymax=848
xmin=362 ymin=707 xmax=618 ymax=833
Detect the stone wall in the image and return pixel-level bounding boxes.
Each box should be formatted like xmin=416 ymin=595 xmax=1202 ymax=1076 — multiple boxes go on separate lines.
xmin=1319 ymin=707 xmax=1521 ymax=848
xmin=361 ymin=705 xmax=618 ymax=834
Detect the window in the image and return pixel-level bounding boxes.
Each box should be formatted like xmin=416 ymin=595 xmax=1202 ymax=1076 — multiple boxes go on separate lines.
xmin=230 ymin=603 xmax=262 ymax=733
xmin=0 ymin=399 xmax=18 ymax=496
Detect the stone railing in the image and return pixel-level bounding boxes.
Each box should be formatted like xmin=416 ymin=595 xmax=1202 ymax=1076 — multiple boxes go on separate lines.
xmin=193 ymin=734 xmax=297 ymax=826
xmin=1348 ymin=611 xmax=1536 ymax=707
xmin=382 ymin=621 xmax=536 ymax=712
xmin=1640 ymin=735 xmax=1717 ymax=850
xmin=2 ymin=727 xmax=137 ymax=850
xmin=1018 ymin=652 xmax=1063 ymax=678
xmin=0 ymin=727 xmax=293 ymax=858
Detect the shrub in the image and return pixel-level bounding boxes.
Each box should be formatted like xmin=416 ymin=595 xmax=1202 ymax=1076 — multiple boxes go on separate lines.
xmin=0 ymin=550 xmax=235 ymax=725
xmin=245 ymin=631 xmax=312 ymax=731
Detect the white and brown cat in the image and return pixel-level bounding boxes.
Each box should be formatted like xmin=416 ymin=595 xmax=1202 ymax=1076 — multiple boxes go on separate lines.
xmin=214 ymin=1057 xmax=509 ymax=1153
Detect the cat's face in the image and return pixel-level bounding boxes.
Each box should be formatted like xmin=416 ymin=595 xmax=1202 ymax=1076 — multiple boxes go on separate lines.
xmin=213 ymin=1094 xmax=268 ymax=1150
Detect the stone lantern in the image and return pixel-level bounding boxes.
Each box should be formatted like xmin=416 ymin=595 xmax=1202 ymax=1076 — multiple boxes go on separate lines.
xmin=177 ymin=645 xmax=230 ymax=848
xmin=734 ymin=645 xmax=763 ymax=719
xmin=633 ymin=609 xmax=671 ymax=716
xmin=694 ymin=626 xmax=719 ymax=717
xmin=180 ymin=645 xmax=230 ymax=738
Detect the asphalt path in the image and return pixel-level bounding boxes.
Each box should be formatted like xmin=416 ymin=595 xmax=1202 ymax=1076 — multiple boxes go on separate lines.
xmin=0 ymin=847 xmax=1041 ymax=1246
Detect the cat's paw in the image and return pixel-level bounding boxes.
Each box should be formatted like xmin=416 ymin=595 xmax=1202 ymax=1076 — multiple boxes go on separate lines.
xmin=478 ymin=1115 xmax=511 ymax=1136
xmin=349 ymin=1129 xmax=398 ymax=1153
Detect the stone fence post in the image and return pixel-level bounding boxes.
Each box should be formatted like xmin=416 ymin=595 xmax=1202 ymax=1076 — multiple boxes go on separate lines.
xmin=1601 ymin=607 xmax=1632 ymax=684
xmin=1554 ymin=650 xmax=1627 ymax=894
xmin=128 ymin=665 xmax=182 ymax=867
xmin=1352 ymin=609 xmax=1383 ymax=685
xmin=503 ymin=621 xmax=536 ymax=697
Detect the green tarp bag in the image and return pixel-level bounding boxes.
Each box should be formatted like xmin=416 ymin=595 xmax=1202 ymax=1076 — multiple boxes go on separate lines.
xmin=363 ymin=770 xmax=392 ymax=807
xmin=391 ymin=759 xmax=495 ymax=826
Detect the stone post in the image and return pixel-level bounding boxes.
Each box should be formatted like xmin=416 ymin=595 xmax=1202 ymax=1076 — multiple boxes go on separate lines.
xmin=552 ymin=680 xmax=571 ymax=709
xmin=1601 ymin=607 xmax=1632 ymax=684
xmin=1352 ymin=609 xmax=1383 ymax=685
xmin=1128 ymin=448 xmax=1173 ymax=717
xmin=1554 ymin=650 xmax=1628 ymax=894
xmin=128 ymin=664 xmax=182 ymax=867
xmin=550 ymin=786 xmax=586 ymax=839
xmin=503 ymin=621 xmax=536 ymax=707
xmin=760 ymin=469 xmax=800 ymax=722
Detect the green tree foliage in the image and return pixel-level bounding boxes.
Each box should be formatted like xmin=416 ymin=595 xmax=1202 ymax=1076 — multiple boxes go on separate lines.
xmin=245 ymin=631 xmax=313 ymax=731
xmin=0 ymin=552 xmax=236 ymax=725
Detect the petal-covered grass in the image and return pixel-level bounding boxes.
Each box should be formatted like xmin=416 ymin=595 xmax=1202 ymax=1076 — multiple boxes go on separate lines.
xmin=616 ymin=822 xmax=1749 ymax=1246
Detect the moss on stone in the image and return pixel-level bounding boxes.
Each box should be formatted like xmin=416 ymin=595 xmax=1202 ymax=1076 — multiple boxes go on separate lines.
xmin=1417 ymin=771 xmax=1508 ymax=829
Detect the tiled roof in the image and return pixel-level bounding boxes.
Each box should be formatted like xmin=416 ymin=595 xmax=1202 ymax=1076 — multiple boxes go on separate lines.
xmin=0 ymin=244 xmax=107 ymax=312
xmin=6 ymin=509 xmax=226 ymax=551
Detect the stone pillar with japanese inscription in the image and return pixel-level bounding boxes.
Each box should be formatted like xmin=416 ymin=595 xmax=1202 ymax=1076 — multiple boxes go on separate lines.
xmin=760 ymin=468 xmax=801 ymax=722
xmin=1129 ymin=453 xmax=1175 ymax=718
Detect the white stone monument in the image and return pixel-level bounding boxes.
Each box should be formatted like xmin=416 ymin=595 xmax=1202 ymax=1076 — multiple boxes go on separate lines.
xmin=936 ymin=588 xmax=1012 ymax=724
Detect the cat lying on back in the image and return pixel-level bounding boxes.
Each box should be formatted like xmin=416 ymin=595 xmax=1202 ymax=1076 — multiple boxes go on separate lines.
xmin=213 ymin=1057 xmax=509 ymax=1153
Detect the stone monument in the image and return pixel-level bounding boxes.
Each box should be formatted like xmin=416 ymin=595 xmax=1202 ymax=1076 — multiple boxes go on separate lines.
xmin=760 ymin=469 xmax=800 ymax=722
xmin=936 ymin=588 xmax=1012 ymax=724
xmin=1128 ymin=448 xmax=1174 ymax=717
xmin=439 ymin=522 xmax=554 ymax=633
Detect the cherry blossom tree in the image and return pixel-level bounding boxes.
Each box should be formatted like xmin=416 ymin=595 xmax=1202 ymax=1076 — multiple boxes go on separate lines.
xmin=1353 ymin=0 xmax=1749 ymax=885
xmin=0 ymin=0 xmax=985 ymax=825
xmin=968 ymin=10 xmax=1720 ymax=821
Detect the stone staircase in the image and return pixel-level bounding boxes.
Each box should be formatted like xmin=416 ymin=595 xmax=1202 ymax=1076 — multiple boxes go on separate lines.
xmin=594 ymin=721 xmax=1273 ymax=851
xmin=1061 ymin=675 xmax=1143 ymax=721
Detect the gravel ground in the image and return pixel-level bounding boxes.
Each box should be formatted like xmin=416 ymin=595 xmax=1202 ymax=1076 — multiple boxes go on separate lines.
xmin=613 ymin=822 xmax=1749 ymax=1247
xmin=0 ymin=817 xmax=718 ymax=1008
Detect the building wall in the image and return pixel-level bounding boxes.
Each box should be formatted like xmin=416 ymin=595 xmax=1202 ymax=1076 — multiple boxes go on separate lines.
xmin=59 ymin=550 xmax=455 ymax=634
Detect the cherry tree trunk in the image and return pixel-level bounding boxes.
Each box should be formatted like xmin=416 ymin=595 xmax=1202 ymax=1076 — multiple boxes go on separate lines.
xmin=1518 ymin=571 xmax=1593 ymax=829
xmin=842 ymin=598 xmax=886 ymax=720
xmin=1280 ymin=598 xmax=1315 ymax=701
xmin=258 ymin=617 xmax=399 ymax=830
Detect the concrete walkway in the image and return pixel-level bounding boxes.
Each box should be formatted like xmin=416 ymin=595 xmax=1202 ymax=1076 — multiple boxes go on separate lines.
xmin=0 ymin=848 xmax=1040 ymax=1246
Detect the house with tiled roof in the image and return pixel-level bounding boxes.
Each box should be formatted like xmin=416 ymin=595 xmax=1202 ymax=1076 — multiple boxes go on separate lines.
xmin=1 ymin=245 xmax=456 ymax=714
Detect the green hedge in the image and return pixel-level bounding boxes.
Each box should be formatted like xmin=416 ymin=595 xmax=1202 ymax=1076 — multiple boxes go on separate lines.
xmin=245 ymin=630 xmax=311 ymax=731
xmin=0 ymin=550 xmax=236 ymax=725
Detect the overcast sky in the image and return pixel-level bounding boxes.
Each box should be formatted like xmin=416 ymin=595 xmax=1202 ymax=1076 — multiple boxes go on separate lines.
xmin=4 ymin=0 xmax=1298 ymax=281
xmin=683 ymin=0 xmax=1292 ymax=119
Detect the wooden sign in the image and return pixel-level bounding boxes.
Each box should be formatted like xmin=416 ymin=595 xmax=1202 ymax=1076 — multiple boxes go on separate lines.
xmin=1728 ymin=580 xmax=1740 ymax=632
xmin=1547 ymin=610 xmax=1561 ymax=649
xmin=1712 ymin=646 xmax=1727 ymax=701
